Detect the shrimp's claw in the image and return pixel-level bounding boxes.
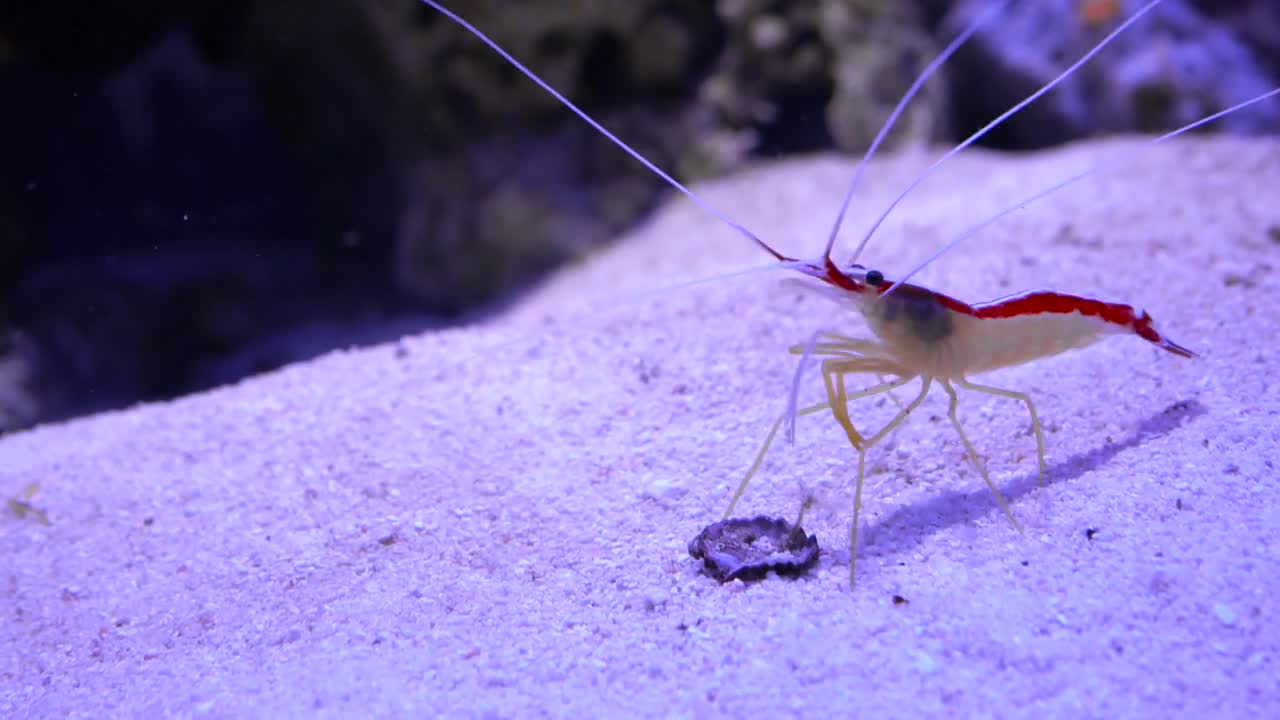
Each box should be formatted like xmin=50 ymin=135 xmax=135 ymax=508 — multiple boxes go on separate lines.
xmin=1132 ymin=309 xmax=1195 ymax=359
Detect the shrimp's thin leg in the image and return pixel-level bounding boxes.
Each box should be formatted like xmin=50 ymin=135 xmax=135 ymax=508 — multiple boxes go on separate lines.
xmin=938 ymin=379 xmax=1023 ymax=533
xmin=725 ymin=357 xmax=910 ymax=520
xmin=724 ymin=401 xmax=832 ymax=520
xmin=806 ymin=333 xmax=904 ymax=422
xmin=956 ymin=377 xmax=1045 ymax=487
xmin=789 ymin=333 xmax=882 ymax=357
xmin=822 ymin=359 xmax=915 ymax=454
xmin=821 ymin=371 xmax=932 ymax=588
xmin=878 ymin=374 xmax=906 ymax=409
xmin=784 ymin=333 xmax=888 ymax=444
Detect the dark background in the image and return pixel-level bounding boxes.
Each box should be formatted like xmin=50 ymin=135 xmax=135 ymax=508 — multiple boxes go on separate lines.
xmin=1 ymin=0 xmax=1277 ymax=432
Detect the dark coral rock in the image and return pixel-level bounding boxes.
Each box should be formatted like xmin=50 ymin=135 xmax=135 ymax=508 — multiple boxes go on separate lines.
xmin=704 ymin=0 xmax=948 ymax=156
xmin=248 ymin=0 xmax=726 ymax=309
xmin=1188 ymin=0 xmax=1280 ymax=78
xmin=941 ymin=0 xmax=1280 ymax=149
xmin=688 ymin=515 xmax=820 ymax=583
xmin=819 ymin=0 xmax=951 ymax=153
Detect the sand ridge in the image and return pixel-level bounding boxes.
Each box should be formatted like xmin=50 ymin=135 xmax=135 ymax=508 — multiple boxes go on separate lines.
xmin=2 ymin=136 xmax=1278 ymax=716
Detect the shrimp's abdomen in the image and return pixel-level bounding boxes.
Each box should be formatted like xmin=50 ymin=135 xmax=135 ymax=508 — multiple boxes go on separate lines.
xmin=859 ymin=287 xmax=1191 ymax=379
xmin=948 ymin=307 xmax=1121 ymax=375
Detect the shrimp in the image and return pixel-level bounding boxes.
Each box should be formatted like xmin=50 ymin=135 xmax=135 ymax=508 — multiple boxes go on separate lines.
xmin=420 ymin=0 xmax=1280 ymax=586
xmin=722 ymin=254 xmax=1196 ymax=587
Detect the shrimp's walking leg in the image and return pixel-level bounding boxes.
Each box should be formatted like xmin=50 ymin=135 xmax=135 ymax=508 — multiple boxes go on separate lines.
xmin=790 ymin=333 xmax=883 ymax=358
xmin=725 ymin=358 xmax=913 ymax=520
xmin=879 ymin=374 xmax=906 ymax=409
xmin=822 ymin=370 xmax=931 ymax=587
xmin=784 ymin=332 xmax=886 ymax=443
xmin=728 ymin=346 xmax=905 ymax=519
xmin=724 ymin=402 xmax=832 ymax=519
xmin=938 ymin=380 xmax=1023 ymax=533
xmin=821 ymin=359 xmax=915 ymax=454
xmin=808 ymin=334 xmax=904 ymax=407
xmin=955 ymin=378 xmax=1046 ymax=487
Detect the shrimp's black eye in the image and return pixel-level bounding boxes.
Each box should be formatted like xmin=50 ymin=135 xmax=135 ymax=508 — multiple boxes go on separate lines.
xmin=865 ymin=269 xmax=885 ymax=286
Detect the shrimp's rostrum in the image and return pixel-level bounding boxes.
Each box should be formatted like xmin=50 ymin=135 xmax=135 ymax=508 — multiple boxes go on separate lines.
xmin=421 ymin=0 xmax=1277 ymax=588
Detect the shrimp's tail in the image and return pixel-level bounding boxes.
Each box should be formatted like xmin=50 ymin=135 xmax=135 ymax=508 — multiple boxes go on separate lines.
xmin=1133 ymin=310 xmax=1195 ymax=358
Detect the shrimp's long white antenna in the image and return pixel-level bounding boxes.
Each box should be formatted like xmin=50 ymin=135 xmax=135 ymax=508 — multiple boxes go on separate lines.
xmin=848 ymin=0 xmax=1164 ymax=264
xmin=819 ymin=0 xmax=1011 ymax=262
xmin=418 ymin=1 xmax=789 ymax=262
xmin=786 ymin=329 xmax=824 ymax=444
xmin=788 ymin=0 xmax=1008 ymax=447
xmin=617 ymin=261 xmax=787 ymax=305
xmin=887 ymin=86 xmax=1280 ymax=294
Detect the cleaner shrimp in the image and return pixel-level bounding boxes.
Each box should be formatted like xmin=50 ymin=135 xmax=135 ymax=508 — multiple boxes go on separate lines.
xmin=421 ymin=0 xmax=1280 ymax=586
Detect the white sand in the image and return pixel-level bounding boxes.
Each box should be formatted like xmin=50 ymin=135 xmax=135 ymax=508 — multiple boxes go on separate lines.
xmin=3 ymin=136 xmax=1278 ymax=717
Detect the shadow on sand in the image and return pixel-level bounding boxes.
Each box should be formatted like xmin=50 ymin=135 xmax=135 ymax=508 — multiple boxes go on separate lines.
xmin=854 ymin=398 xmax=1206 ymax=565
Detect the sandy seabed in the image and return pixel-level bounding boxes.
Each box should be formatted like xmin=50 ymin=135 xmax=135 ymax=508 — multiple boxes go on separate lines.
xmin=2 ymin=136 xmax=1278 ymax=717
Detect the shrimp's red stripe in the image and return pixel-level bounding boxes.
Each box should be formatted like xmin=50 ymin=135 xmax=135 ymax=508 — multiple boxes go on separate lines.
xmin=971 ymin=290 xmax=1137 ymax=326
xmin=888 ymin=285 xmax=1137 ymax=328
